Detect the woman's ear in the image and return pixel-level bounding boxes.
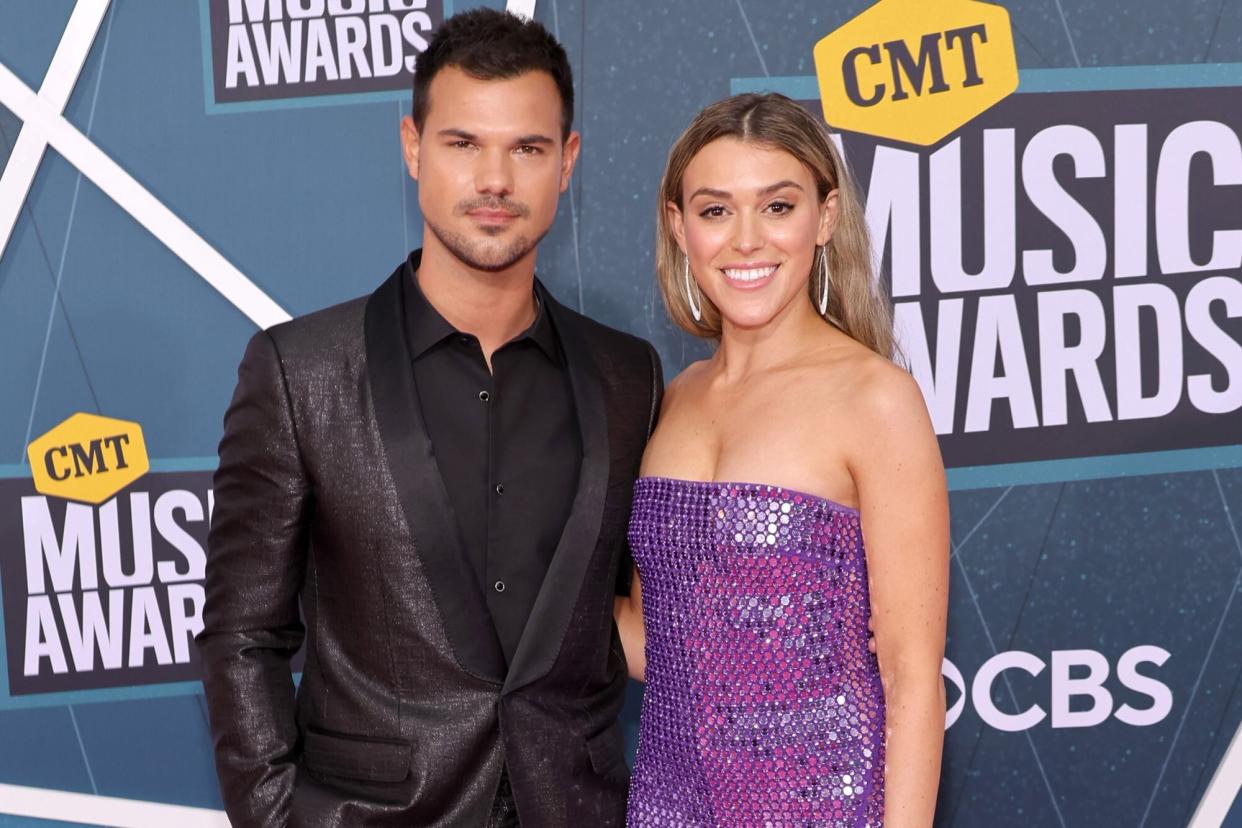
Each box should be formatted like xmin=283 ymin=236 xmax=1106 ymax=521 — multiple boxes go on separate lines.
xmin=817 ymin=189 xmax=840 ymax=246
xmin=667 ymin=200 xmax=688 ymax=253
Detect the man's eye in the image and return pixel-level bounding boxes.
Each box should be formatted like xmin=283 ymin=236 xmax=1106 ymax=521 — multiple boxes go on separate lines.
xmin=452 ymin=140 xmax=474 ymax=150
xmin=515 ymin=145 xmax=541 ymax=155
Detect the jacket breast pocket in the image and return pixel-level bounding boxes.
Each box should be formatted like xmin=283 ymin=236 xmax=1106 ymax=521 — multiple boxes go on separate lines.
xmin=586 ymin=721 xmax=627 ymax=779
xmin=303 ymin=727 xmax=412 ymax=784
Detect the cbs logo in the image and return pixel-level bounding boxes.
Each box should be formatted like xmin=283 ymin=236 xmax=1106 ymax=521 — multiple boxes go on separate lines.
xmin=942 ymin=646 xmax=1172 ymax=731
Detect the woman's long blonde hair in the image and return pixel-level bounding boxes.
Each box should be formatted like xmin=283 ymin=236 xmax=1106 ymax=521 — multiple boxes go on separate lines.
xmin=655 ymin=93 xmax=894 ymax=358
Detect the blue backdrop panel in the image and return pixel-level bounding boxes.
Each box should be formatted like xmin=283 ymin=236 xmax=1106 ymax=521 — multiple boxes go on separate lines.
xmin=1 ymin=1 xmax=1241 ymax=826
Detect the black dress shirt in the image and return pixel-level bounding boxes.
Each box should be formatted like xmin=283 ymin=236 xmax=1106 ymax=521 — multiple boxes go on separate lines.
xmin=403 ymin=254 xmax=581 ymax=665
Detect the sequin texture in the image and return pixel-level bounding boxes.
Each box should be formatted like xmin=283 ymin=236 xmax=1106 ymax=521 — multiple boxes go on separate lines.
xmin=626 ymin=477 xmax=885 ymax=827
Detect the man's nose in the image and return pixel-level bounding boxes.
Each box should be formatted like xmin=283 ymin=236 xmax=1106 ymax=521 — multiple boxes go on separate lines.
xmin=475 ymin=149 xmax=514 ymax=196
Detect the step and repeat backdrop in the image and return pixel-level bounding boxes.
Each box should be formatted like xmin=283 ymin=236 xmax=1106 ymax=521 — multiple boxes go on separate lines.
xmin=1 ymin=1 xmax=1241 ymax=826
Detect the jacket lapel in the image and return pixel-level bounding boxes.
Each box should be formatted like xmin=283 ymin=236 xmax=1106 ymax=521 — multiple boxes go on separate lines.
xmin=503 ymin=286 xmax=611 ymax=695
xmin=364 ymin=265 xmax=507 ymax=685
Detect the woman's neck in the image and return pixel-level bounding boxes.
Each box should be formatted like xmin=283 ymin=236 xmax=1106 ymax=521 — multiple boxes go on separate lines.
xmin=712 ymin=297 xmax=829 ymax=383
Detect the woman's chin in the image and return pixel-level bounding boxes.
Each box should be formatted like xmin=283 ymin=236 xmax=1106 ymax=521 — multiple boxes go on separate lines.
xmin=717 ymin=307 xmax=780 ymax=331
xmin=715 ymin=293 xmax=812 ymax=333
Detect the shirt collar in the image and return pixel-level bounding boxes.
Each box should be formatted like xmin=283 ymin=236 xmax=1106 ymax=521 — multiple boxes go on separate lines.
xmin=402 ymin=249 xmax=561 ymax=363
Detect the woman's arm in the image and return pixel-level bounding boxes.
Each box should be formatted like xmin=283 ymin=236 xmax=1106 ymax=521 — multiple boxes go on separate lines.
xmin=614 ymin=564 xmax=646 ymax=682
xmin=852 ymin=367 xmax=950 ymax=828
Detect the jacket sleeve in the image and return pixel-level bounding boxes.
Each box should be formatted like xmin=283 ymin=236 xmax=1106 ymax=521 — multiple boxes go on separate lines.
xmin=645 ymin=341 xmax=665 ymax=440
xmin=196 ymin=328 xmax=311 ymax=828
xmin=616 ymin=340 xmax=665 ymax=597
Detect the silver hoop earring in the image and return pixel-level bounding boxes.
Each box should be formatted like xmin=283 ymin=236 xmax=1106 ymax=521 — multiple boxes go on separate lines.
xmin=684 ymin=256 xmax=703 ymax=323
xmin=817 ymin=245 xmax=831 ymax=316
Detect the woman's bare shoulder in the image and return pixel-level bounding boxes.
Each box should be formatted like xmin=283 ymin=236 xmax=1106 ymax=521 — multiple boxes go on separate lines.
xmin=798 ymin=336 xmax=931 ymax=436
xmin=834 ymin=348 xmax=942 ymax=480
xmin=853 ymin=353 xmax=927 ymax=424
xmin=662 ymin=358 xmax=713 ymax=407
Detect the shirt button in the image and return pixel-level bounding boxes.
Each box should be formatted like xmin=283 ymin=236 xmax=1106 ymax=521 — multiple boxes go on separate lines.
xmin=494 ymin=580 xmax=506 ymax=593
xmin=479 ymin=390 xmax=490 ymax=402
xmin=495 ymin=483 xmax=504 ymax=495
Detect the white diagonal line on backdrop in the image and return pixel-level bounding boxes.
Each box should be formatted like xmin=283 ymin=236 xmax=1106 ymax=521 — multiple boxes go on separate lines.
xmin=1191 ymin=713 xmax=1242 ymax=828
xmin=947 ymin=483 xmax=1066 ymax=824
xmin=1147 ymin=470 xmax=1242 ymax=828
xmin=1050 ymin=0 xmax=1082 ymax=67
xmin=734 ymin=0 xmax=770 ymax=78
xmin=953 ymin=549 xmax=1069 ymax=827
xmin=0 ymin=0 xmax=110 ymax=262
xmin=65 ymin=705 xmax=98 ymax=794
xmin=506 ymin=0 xmax=537 ymax=21
xmin=22 ymin=1 xmax=117 ymax=459
xmin=951 ymin=485 xmax=1015 ymax=561
xmin=0 ymin=783 xmax=228 ymax=827
xmin=0 ymin=59 xmax=290 ymax=328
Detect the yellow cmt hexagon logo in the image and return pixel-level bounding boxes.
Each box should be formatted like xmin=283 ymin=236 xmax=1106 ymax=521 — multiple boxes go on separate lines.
xmin=27 ymin=413 xmax=150 ymax=504
xmin=814 ymin=0 xmax=1019 ymax=146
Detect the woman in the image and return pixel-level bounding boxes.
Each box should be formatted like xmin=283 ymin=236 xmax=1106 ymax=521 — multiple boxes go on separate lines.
xmin=615 ymin=93 xmax=949 ymax=827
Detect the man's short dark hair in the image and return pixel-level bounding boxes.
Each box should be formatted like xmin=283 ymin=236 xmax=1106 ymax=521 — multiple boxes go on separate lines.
xmin=413 ymin=9 xmax=574 ymax=140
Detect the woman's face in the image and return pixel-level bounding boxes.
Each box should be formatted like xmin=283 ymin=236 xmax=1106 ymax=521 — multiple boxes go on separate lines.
xmin=670 ymin=138 xmax=838 ymax=333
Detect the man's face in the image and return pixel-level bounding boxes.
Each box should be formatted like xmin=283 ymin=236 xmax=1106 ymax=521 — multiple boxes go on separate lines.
xmin=402 ymin=66 xmax=579 ymax=272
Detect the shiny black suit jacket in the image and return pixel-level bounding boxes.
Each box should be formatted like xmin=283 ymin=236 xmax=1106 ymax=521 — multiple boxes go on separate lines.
xmin=197 ymin=263 xmax=663 ymax=827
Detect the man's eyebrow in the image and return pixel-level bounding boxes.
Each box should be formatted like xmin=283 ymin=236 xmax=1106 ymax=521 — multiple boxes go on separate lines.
xmin=436 ymin=129 xmax=557 ymax=147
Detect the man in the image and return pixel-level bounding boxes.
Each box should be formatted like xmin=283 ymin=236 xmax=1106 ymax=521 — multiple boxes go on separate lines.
xmin=196 ymin=9 xmax=661 ymax=827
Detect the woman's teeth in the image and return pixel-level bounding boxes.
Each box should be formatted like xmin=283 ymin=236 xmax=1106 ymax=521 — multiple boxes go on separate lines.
xmin=723 ymin=265 xmax=777 ymax=282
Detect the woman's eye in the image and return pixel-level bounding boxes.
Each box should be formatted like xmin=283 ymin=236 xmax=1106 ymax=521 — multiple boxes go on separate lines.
xmin=767 ymin=200 xmax=794 ymax=215
xmin=699 ymin=205 xmax=727 ymax=218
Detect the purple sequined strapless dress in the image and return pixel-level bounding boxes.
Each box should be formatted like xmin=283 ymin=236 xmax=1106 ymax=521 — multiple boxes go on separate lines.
xmin=626 ymin=476 xmax=885 ymax=827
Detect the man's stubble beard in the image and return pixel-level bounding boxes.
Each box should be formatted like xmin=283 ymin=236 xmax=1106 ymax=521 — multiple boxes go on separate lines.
xmin=425 ymin=217 xmax=549 ymax=274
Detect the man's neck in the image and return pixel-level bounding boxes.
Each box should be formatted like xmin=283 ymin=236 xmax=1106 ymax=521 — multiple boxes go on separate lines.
xmin=415 ymin=241 xmax=540 ymax=366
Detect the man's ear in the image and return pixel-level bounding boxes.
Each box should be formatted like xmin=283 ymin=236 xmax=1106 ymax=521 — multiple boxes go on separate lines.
xmin=400 ymin=115 xmax=421 ymax=180
xmin=559 ymin=130 xmax=582 ymax=192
